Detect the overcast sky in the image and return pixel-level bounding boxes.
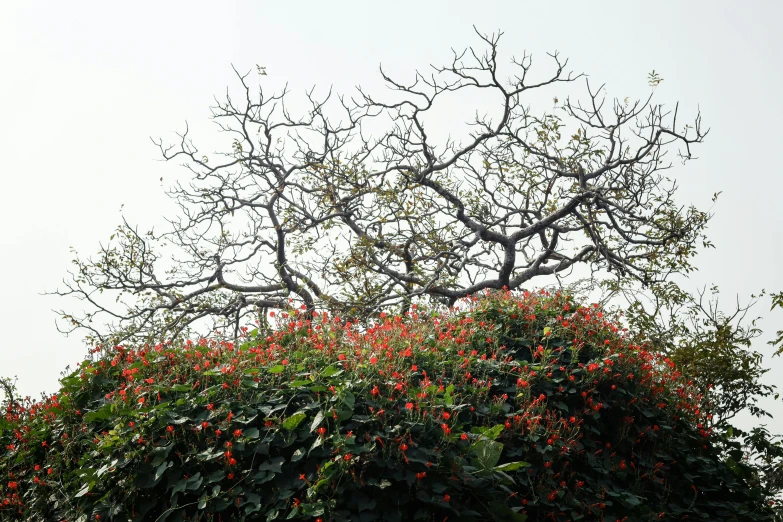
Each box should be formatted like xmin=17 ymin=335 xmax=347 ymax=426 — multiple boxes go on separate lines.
xmin=2 ymin=1 xmax=782 ymax=433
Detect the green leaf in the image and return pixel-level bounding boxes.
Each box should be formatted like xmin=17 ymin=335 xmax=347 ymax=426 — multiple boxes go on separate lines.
xmin=171 ymin=477 xmax=187 ymax=497
xmin=341 ymin=390 xmax=355 ymax=410
xmin=207 ymin=470 xmax=226 ymax=483
xmin=268 ymin=365 xmax=285 ymax=374
xmin=444 ymin=384 xmax=454 ymax=406
xmin=150 ymin=442 xmax=174 ymax=466
xmin=185 ymin=472 xmax=203 ymax=491
xmin=336 ymin=407 xmax=353 ymax=421
xmin=489 ymin=501 xmax=528 ymax=522
xmin=244 ymin=492 xmax=263 ymax=514
xmin=320 ymin=366 xmax=342 ymax=378
xmin=471 ymin=424 xmax=504 ymax=441
xmin=195 ymin=447 xmax=222 ymax=462
xmin=282 ymin=412 xmax=306 ymax=431
xmin=135 ymin=465 xmax=166 ymax=489
xmin=252 ymin=470 xmax=274 ymax=484
xmin=310 ymin=411 xmax=325 ymax=433
xmin=309 ymin=435 xmax=323 ymax=453
xmin=155 ymin=461 xmax=172 ymax=481
xmin=259 ymin=456 xmax=285 ymax=473
xmin=75 ymin=484 xmax=91 ymax=498
xmin=473 ymin=439 xmax=504 ymax=472
xmin=83 ymin=404 xmax=114 ymax=423
xmin=494 ymin=461 xmax=529 ymax=472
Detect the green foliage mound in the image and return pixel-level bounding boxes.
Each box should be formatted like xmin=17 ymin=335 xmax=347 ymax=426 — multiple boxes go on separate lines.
xmin=1 ymin=290 xmax=775 ymax=521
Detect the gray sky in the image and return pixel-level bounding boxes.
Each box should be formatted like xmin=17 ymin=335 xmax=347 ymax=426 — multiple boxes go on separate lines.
xmin=2 ymin=1 xmax=782 ymax=432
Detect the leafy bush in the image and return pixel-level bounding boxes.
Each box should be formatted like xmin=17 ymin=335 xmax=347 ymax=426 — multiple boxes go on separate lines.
xmin=1 ymin=290 xmax=775 ymax=521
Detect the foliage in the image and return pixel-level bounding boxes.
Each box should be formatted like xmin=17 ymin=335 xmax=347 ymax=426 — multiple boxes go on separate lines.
xmin=600 ymin=281 xmax=774 ymax=427
xmin=2 ymin=290 xmax=776 ymax=521
xmin=588 ymin=279 xmax=783 ymax=506
xmin=770 ymin=292 xmax=783 ymax=357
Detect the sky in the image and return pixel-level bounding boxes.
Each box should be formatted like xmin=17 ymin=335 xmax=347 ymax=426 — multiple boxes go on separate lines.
xmin=1 ymin=1 xmax=782 ymax=432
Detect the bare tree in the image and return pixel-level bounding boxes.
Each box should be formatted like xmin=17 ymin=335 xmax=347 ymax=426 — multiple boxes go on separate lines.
xmin=53 ymin=29 xmax=708 ymax=348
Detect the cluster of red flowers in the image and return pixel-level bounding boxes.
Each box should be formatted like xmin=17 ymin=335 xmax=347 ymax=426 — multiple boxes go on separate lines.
xmin=1 ymin=288 xmax=718 ymax=521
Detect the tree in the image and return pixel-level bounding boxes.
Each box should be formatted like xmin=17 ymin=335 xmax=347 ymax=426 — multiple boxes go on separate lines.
xmin=41 ymin=28 xmax=782 ymax=513
xmin=1 ymin=290 xmax=777 ymax=521
xmin=596 ymin=280 xmax=783 ymax=506
xmin=52 ymin=29 xmax=707 ymax=349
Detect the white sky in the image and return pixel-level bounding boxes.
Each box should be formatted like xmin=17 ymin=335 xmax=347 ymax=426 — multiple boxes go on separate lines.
xmin=2 ymin=1 xmax=782 ymax=433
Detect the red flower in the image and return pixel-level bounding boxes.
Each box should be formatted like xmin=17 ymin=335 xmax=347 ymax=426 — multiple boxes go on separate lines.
xmin=405 ymin=402 xmax=414 ymax=410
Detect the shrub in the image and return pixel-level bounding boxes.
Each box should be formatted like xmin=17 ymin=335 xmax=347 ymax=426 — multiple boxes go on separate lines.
xmin=0 ymin=290 xmax=775 ymax=521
